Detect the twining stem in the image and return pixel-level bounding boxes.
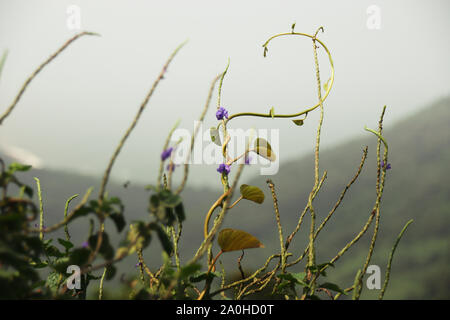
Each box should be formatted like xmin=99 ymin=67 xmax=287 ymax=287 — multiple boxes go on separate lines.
xmin=225 ymin=31 xmax=334 ymax=123
xmin=203 ymin=189 xmax=233 ymax=239
xmin=379 ymin=219 xmax=413 ymax=300
xmin=0 ymin=31 xmax=100 ymax=125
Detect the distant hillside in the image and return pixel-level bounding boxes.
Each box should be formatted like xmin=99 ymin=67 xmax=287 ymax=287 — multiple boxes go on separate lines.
xmin=1 ymin=97 xmax=449 ymax=299
xmin=231 ymin=97 xmax=450 ymax=299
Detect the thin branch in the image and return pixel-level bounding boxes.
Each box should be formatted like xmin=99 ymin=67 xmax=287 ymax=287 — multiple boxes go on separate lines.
xmin=0 ymin=31 xmax=99 ymax=125
xmin=379 ymin=219 xmax=413 ymax=299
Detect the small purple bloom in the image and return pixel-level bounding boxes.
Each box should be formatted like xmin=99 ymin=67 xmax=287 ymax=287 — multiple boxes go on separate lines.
xmin=216 ymin=107 xmax=229 ymax=120
xmin=82 ymin=241 xmax=89 ymax=248
xmin=161 ymin=147 xmax=173 ymax=161
xmin=166 ymin=163 xmax=178 ymax=172
xmin=135 ymin=262 xmax=143 ymax=268
xmin=244 ymin=155 xmax=252 ymax=165
xmin=381 ymin=161 xmax=391 ymax=170
xmin=217 ymin=163 xmax=231 ymax=175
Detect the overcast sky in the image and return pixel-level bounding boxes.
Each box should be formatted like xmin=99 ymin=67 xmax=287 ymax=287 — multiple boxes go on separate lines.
xmin=0 ymin=0 xmax=449 ymax=188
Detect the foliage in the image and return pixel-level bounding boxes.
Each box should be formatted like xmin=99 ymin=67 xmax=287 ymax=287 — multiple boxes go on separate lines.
xmin=0 ymin=25 xmax=413 ymax=300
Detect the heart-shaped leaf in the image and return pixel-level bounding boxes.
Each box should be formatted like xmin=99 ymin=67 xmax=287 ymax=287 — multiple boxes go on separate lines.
xmin=253 ymin=138 xmax=276 ymax=162
xmin=240 ymin=184 xmax=265 ymax=204
xmin=218 ymin=228 xmax=264 ymax=252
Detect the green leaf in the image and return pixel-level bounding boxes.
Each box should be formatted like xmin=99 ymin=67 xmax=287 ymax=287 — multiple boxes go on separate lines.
xmin=240 ymin=184 xmax=265 ymax=204
xmin=190 ymin=271 xmax=220 ymax=283
xmin=46 ymin=271 xmax=62 ymax=291
xmin=210 ymin=127 xmax=222 ymax=146
xmin=8 ymin=162 xmax=32 ymax=173
xmin=318 ymin=282 xmax=347 ymax=295
xmin=30 ymin=261 xmax=48 ymax=269
xmin=145 ymin=184 xmax=159 ymax=192
xmin=57 ymin=238 xmax=74 ymax=251
xmin=127 ymin=222 xmax=152 ymax=253
xmin=278 ymin=272 xmax=309 ymax=287
xmin=69 ymin=248 xmax=91 ymax=266
xmin=269 ymin=107 xmax=275 ymax=119
xmin=109 ymin=212 xmax=126 ymax=232
xmin=254 ymin=138 xmax=276 ymax=162
xmin=105 ymin=265 xmax=117 ymax=280
xmin=174 ymin=203 xmax=186 ymax=222
xmin=178 ymin=263 xmax=202 ymax=280
xmin=291 ymin=22 xmax=296 ymax=32
xmin=149 ymin=222 xmax=174 ymax=255
xmin=149 ymin=194 xmax=160 ymax=212
xmin=218 ymin=228 xmax=264 ymax=253
xmin=159 ymin=190 xmax=182 ymax=208
xmin=88 ymin=233 xmax=114 ymax=260
xmin=23 ymin=185 xmax=34 ymax=198
xmin=292 ymin=119 xmax=304 ymax=126
xmin=45 ymin=245 xmax=65 ymax=258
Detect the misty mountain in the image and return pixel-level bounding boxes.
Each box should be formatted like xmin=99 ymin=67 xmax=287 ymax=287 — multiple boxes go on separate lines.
xmin=1 ymin=97 xmax=449 ymax=299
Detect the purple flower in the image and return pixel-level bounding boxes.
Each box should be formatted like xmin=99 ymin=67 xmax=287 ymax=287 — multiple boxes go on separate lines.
xmin=166 ymin=163 xmax=178 ymax=172
xmin=381 ymin=160 xmax=391 ymax=170
xmin=217 ymin=163 xmax=231 ymax=175
xmin=161 ymin=147 xmax=173 ymax=161
xmin=135 ymin=262 xmax=143 ymax=268
xmin=216 ymin=107 xmax=229 ymax=120
xmin=244 ymin=155 xmax=252 ymax=165
xmin=82 ymin=241 xmax=89 ymax=248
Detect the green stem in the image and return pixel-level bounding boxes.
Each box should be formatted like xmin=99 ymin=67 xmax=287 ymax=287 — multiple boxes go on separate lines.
xmin=379 ymin=219 xmax=413 ymax=299
xmin=34 ymin=177 xmax=44 ymax=240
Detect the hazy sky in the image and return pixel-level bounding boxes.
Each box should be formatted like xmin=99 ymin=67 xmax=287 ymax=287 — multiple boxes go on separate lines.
xmin=0 ymin=0 xmax=449 ymax=188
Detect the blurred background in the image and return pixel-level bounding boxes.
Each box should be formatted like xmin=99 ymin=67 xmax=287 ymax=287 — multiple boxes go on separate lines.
xmin=0 ymin=0 xmax=449 ymax=299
